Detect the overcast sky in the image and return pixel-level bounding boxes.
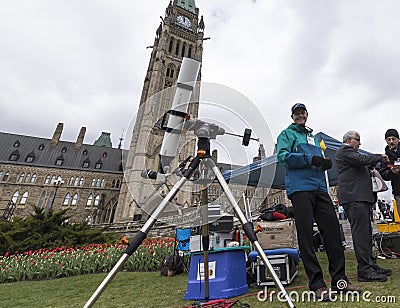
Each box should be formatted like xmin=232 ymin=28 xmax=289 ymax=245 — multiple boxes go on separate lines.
xmin=1 ymin=0 xmax=400 ymax=160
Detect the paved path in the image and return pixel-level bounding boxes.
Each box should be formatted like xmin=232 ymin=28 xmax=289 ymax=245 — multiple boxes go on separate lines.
xmin=339 ymin=218 xmax=379 ymax=250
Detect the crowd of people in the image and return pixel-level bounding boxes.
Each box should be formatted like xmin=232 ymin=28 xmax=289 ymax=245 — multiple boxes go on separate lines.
xmin=276 ymin=103 xmax=397 ymax=301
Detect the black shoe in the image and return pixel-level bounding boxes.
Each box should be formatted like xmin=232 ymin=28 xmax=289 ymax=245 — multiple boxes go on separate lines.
xmin=314 ymin=287 xmax=331 ymax=302
xmin=358 ymin=271 xmax=387 ymax=282
xmin=372 ymin=264 xmax=392 ymax=276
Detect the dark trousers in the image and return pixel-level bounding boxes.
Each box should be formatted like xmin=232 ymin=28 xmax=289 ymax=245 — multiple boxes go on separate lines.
xmin=342 ymin=201 xmax=376 ymax=274
xmin=289 ymin=191 xmax=347 ymax=291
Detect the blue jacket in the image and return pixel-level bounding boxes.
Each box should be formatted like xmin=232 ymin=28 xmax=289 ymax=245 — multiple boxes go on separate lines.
xmin=276 ymin=124 xmax=328 ymax=196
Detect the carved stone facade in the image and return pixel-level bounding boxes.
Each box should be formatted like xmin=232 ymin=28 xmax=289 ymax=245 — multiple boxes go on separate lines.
xmin=0 ymin=123 xmax=124 ymax=224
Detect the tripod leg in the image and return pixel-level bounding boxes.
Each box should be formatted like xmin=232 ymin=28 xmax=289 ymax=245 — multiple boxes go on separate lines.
xmin=84 ymin=157 xmax=201 ymax=308
xmin=212 ymin=165 xmax=296 ymax=308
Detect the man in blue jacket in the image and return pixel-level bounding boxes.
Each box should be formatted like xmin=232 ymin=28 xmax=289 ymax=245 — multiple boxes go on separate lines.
xmin=277 ymin=103 xmax=360 ymax=300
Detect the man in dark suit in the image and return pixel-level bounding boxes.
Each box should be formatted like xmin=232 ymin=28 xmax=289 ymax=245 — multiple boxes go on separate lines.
xmin=335 ymin=131 xmax=391 ymax=282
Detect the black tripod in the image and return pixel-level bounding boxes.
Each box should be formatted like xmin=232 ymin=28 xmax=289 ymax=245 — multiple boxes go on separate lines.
xmin=84 ymin=134 xmax=296 ymax=308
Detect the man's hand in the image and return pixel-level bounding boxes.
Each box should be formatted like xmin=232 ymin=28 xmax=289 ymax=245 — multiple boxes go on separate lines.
xmin=312 ymin=156 xmax=332 ymax=170
xmin=321 ymin=158 xmax=332 ymax=170
xmin=391 ymin=166 xmax=400 ymax=175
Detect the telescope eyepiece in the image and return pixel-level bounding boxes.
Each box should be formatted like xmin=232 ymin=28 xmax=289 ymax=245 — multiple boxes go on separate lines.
xmin=141 ymin=169 xmax=158 ymax=180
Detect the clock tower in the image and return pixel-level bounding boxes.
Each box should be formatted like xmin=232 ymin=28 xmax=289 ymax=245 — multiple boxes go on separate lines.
xmin=116 ymin=0 xmax=205 ymax=222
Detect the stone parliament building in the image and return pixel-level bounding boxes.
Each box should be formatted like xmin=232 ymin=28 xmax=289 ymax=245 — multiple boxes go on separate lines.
xmin=0 ymin=0 xmax=291 ymax=225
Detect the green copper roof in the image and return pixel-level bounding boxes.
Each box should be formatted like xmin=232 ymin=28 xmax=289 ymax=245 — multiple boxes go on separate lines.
xmin=176 ymin=0 xmax=196 ymax=14
xmin=93 ymin=132 xmax=112 ymax=148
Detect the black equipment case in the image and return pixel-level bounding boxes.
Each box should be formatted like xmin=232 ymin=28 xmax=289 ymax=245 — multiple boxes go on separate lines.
xmin=373 ymin=232 xmax=400 ymax=254
xmin=209 ymin=215 xmax=234 ymax=232
xmin=254 ymin=254 xmax=298 ymax=286
xmin=191 ymin=215 xmax=234 ymax=235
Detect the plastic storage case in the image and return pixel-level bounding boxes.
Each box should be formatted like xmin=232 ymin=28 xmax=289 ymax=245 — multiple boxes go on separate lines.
xmin=184 ymin=246 xmax=249 ymax=300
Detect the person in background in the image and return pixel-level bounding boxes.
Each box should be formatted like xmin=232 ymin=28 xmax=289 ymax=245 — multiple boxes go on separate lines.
xmin=380 ymin=129 xmax=400 ymax=219
xmin=377 ymin=199 xmax=385 ymax=221
xmin=335 ymin=131 xmax=392 ymax=282
xmin=277 ymin=103 xmax=360 ymax=300
xmin=369 ymin=204 xmax=374 ymax=222
xmin=338 ymin=205 xmax=346 ymax=220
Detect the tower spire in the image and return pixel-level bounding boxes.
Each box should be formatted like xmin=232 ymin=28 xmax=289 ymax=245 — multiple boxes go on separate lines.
xmin=118 ymin=129 xmax=125 ymax=149
xmin=116 ymin=0 xmax=204 ymax=222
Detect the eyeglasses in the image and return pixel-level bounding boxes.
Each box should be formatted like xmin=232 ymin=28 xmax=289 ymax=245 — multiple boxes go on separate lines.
xmin=352 ymin=138 xmax=360 ymax=142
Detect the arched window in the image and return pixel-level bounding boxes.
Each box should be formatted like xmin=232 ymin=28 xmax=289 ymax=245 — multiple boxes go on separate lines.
xmin=96 ymin=178 xmax=101 ymax=187
xmin=181 ymin=43 xmax=186 ymax=57
xmin=51 ymin=175 xmax=56 ymax=183
xmin=42 ymin=192 xmax=53 ymax=212
xmin=79 ymin=177 xmax=84 ymax=186
xmin=86 ymin=215 xmax=93 ymax=225
xmin=38 ymin=191 xmax=46 ymax=208
xmin=3 ymin=172 xmax=10 ymax=181
xmin=166 ymin=63 xmax=175 ymax=78
xmin=31 ymin=174 xmax=37 ymax=183
xmin=116 ymin=180 xmax=121 ymax=188
xmin=25 ymin=173 xmax=31 ymax=182
xmin=91 ymin=179 xmax=96 ymax=186
xmin=111 ymin=179 xmax=116 ymax=188
xmin=63 ymin=193 xmax=71 ymax=206
xmin=94 ymin=195 xmax=100 ymax=206
xmin=101 ymin=179 xmax=105 ymax=187
xmin=175 ymin=40 xmax=180 ymax=55
xmin=71 ymin=193 xmax=78 ymax=206
xmin=188 ymin=45 xmax=192 ymax=58
xmin=44 ymin=174 xmax=51 ymax=184
xmin=11 ymin=191 xmax=19 ymax=204
xmin=86 ymin=194 xmax=93 ymax=206
xmin=20 ymin=191 xmax=29 ymax=204
xmin=0 ymin=171 xmax=2 ymax=180
xmin=18 ymin=173 xmax=25 ymax=183
xmin=74 ymin=177 xmax=79 ymax=186
xmin=168 ymin=38 xmax=174 ymax=53
xmin=69 ymin=177 xmax=74 ymax=185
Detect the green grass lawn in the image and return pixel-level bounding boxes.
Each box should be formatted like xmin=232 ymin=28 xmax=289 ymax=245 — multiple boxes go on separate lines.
xmin=0 ymin=251 xmax=398 ymax=308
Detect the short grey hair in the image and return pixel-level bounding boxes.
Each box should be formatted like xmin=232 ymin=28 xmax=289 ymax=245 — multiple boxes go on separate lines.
xmin=343 ymin=131 xmax=358 ymax=143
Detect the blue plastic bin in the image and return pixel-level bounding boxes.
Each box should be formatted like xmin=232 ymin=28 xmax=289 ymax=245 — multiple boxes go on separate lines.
xmin=184 ymin=246 xmax=249 ymax=300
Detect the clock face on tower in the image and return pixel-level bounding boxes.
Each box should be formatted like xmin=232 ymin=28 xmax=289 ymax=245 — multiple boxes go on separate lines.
xmin=176 ymin=15 xmax=192 ymax=29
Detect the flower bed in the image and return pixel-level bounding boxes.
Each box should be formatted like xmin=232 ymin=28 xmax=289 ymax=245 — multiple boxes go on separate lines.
xmin=0 ymin=237 xmax=175 ymax=283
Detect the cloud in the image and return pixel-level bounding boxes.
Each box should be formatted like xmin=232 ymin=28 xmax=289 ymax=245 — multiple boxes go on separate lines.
xmin=0 ymin=0 xmax=399 ymax=158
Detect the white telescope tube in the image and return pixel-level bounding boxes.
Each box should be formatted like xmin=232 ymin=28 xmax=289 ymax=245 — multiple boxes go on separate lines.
xmin=159 ymin=57 xmax=201 ymax=172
